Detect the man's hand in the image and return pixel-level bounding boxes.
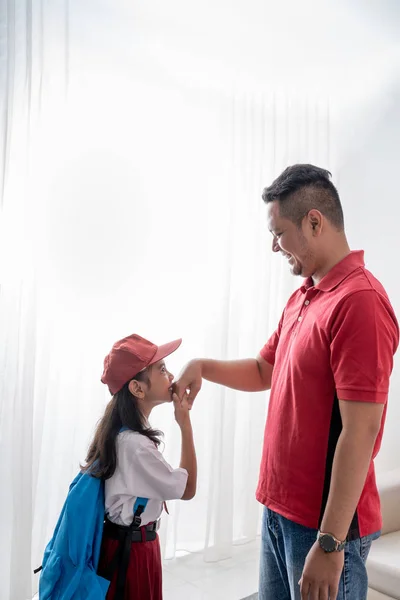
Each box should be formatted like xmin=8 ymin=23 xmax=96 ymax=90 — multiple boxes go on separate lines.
xmin=172 ymin=355 xmax=272 ymax=407
xmin=171 ymin=359 xmax=203 ymax=408
xmin=299 ymin=541 xmax=344 ymax=600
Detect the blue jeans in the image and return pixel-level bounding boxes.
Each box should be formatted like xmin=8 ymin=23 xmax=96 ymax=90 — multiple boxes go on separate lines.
xmin=259 ymin=508 xmax=379 ymax=600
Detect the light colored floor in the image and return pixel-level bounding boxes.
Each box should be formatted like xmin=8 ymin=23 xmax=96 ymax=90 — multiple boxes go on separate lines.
xmin=30 ymin=542 xmax=383 ymax=599
xmin=163 ymin=538 xmax=260 ymax=600
xmin=31 ymin=538 xmax=261 ymax=600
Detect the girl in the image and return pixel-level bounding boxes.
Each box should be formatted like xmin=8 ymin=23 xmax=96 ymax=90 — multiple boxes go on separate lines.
xmin=84 ymin=333 xmax=197 ymax=600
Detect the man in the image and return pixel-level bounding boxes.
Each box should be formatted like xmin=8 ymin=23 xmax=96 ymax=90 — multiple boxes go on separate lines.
xmin=173 ymin=165 xmax=399 ymax=600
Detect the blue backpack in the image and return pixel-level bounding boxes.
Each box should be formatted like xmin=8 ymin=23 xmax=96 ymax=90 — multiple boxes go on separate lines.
xmin=36 ymin=469 xmax=149 ymax=599
xmin=37 ymin=471 xmax=110 ymax=599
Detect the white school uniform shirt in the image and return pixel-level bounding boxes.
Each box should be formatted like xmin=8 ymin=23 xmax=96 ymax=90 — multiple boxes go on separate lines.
xmin=105 ymin=430 xmax=188 ymax=527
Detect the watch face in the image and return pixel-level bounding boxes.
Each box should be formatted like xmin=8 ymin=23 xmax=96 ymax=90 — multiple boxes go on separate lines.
xmin=319 ymin=534 xmax=336 ymax=553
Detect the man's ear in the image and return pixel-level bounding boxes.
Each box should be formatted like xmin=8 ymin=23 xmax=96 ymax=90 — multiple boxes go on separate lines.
xmin=307 ymin=209 xmax=323 ymax=235
xmin=129 ymin=379 xmax=145 ymax=399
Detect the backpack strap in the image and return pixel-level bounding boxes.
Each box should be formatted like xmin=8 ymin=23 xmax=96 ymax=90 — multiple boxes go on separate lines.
xmin=132 ymin=497 xmax=148 ymax=527
xmin=104 ymin=428 xmax=150 ymax=599
xmin=110 ymin=497 xmax=149 ymax=600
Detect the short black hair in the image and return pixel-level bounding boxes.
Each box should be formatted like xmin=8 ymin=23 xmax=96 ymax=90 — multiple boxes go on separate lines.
xmin=262 ymin=164 xmax=344 ymax=230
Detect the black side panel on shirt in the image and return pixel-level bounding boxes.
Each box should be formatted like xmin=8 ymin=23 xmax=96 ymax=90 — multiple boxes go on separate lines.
xmin=318 ymin=392 xmax=360 ymax=541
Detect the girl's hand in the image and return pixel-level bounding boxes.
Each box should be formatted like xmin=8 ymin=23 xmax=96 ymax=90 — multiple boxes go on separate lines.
xmin=172 ymin=393 xmax=191 ymax=428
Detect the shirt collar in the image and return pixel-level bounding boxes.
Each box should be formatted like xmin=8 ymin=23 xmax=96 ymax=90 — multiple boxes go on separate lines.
xmin=301 ymin=250 xmax=365 ymax=293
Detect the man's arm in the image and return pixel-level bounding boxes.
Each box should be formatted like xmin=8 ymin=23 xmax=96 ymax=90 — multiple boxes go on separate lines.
xmin=320 ymin=399 xmax=384 ymax=540
xmin=173 ymin=354 xmax=273 ymax=405
xmin=301 ymin=290 xmax=397 ymax=599
xmin=321 ymin=290 xmax=396 ymax=539
xmin=201 ymin=355 xmax=273 ymax=391
xmin=300 ymin=399 xmax=384 ymax=599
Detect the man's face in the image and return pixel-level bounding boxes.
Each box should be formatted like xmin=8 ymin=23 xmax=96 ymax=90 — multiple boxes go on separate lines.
xmin=266 ymin=201 xmax=316 ymax=278
xmin=145 ymin=359 xmax=175 ymax=404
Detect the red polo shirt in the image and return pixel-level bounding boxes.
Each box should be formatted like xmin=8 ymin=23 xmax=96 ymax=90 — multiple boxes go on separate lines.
xmin=257 ymin=251 xmax=399 ymax=538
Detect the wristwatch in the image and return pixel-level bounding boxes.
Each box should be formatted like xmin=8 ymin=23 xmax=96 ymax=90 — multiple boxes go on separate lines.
xmin=317 ymin=531 xmax=346 ymax=553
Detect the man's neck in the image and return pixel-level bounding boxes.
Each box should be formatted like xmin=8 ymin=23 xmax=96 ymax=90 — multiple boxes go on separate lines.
xmin=312 ymin=240 xmax=351 ymax=285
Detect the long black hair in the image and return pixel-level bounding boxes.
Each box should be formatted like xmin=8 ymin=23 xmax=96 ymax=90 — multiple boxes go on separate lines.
xmin=82 ymin=369 xmax=163 ymax=479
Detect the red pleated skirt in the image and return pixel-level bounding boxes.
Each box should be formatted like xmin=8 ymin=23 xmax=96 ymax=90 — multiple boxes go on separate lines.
xmin=98 ymin=534 xmax=163 ymax=600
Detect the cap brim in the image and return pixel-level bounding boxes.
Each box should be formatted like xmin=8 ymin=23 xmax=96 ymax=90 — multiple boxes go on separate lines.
xmin=149 ymin=338 xmax=182 ymax=366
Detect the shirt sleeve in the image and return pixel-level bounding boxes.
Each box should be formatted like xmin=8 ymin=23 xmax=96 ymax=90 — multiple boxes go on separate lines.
xmin=330 ymin=290 xmax=399 ymax=403
xmin=259 ymin=310 xmax=285 ymax=366
xmin=119 ymin=436 xmax=188 ymax=501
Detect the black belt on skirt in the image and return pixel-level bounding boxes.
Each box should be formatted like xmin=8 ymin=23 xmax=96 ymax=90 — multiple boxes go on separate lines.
xmin=103 ymin=516 xmax=160 ymax=542
xmin=99 ymin=517 xmax=160 ymax=600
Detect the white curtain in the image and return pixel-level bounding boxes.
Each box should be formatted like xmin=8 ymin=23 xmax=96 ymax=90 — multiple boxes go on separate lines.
xmin=0 ymin=3 xmax=331 ymax=599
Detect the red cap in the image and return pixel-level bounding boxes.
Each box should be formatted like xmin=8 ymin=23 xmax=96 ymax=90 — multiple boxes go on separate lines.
xmin=101 ymin=334 xmax=182 ymax=395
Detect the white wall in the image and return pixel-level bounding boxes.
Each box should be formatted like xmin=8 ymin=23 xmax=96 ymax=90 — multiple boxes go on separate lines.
xmin=71 ymin=0 xmax=400 ymax=474
xmin=336 ymin=80 xmax=400 ymax=473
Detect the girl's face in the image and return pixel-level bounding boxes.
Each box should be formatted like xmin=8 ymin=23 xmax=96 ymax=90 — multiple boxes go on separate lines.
xmin=143 ymin=360 xmax=175 ymax=405
xmin=129 ymin=360 xmax=175 ymax=416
